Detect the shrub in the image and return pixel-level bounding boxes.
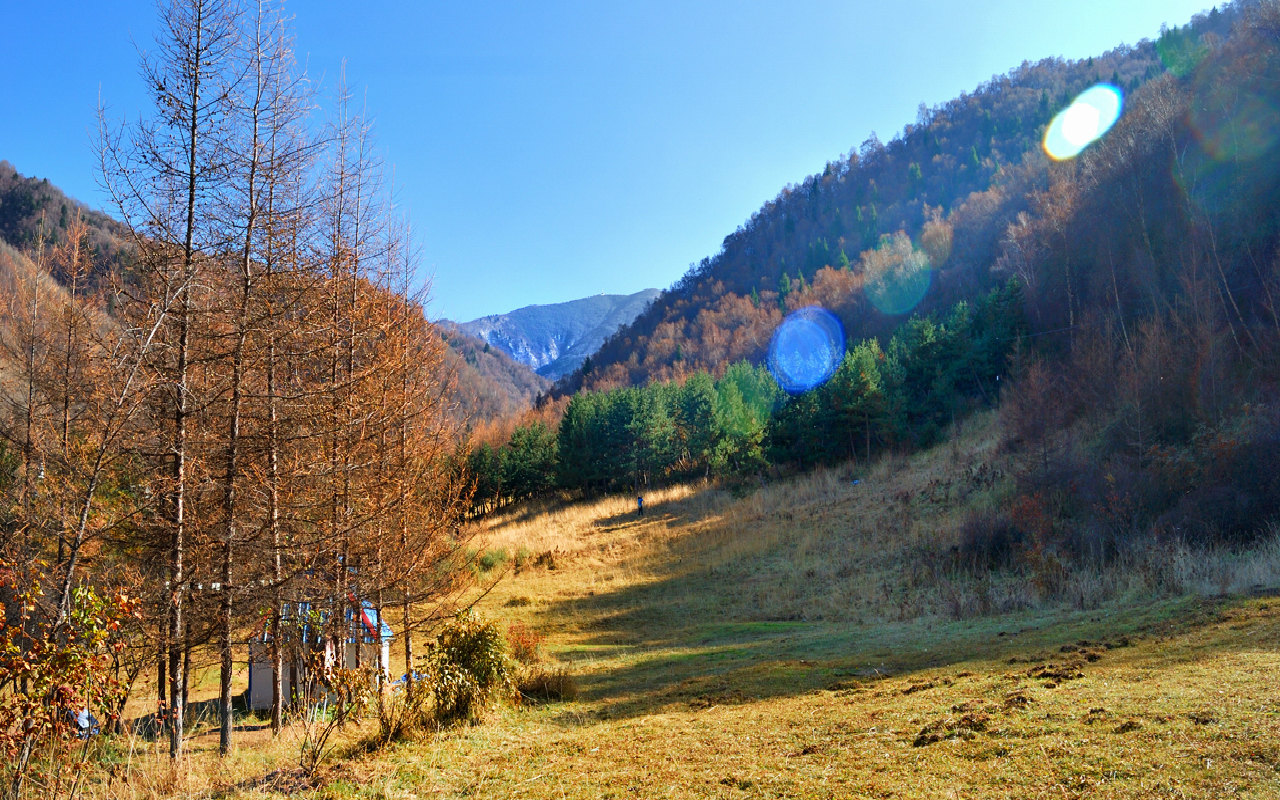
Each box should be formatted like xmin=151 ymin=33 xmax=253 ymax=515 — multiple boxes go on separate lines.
xmin=533 ymin=550 xmax=557 ymax=570
xmin=1151 ymin=420 xmax=1280 ymax=545
xmin=477 ymin=548 xmax=510 ymax=574
xmin=1157 ymin=484 xmax=1257 ymax=545
xmin=955 ymin=509 xmax=1024 ymax=572
xmin=0 ymin=572 xmax=137 ymax=800
xmin=424 ymin=613 xmax=514 ymax=725
xmin=298 ymin=665 xmax=371 ymax=775
xmin=513 ymin=546 xmax=533 ymax=572
xmin=374 ymin=673 xmax=432 ymax=745
xmin=516 ymin=667 xmax=578 ymax=704
xmin=506 ymin=622 xmax=544 ymax=664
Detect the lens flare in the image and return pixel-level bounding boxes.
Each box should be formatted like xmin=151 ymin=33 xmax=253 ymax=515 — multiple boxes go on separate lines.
xmin=1189 ymin=83 xmax=1280 ymax=163
xmin=867 ymin=247 xmax=931 ymax=316
xmin=767 ymin=306 xmax=845 ymax=395
xmin=1043 ymin=84 xmax=1123 ymax=161
xmin=1156 ymin=30 xmax=1208 ymax=78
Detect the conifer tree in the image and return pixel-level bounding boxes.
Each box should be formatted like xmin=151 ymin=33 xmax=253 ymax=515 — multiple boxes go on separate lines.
xmin=99 ymin=0 xmax=243 ymax=757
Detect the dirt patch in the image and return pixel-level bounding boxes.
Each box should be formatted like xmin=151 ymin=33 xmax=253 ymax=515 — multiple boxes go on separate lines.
xmin=688 ymin=689 xmax=750 ymax=710
xmin=902 ymin=677 xmax=952 ymax=695
xmin=1000 ymin=690 xmax=1034 ymax=711
xmin=1027 ymin=660 xmax=1085 ymax=686
xmin=243 ymin=767 xmax=322 ymax=795
xmin=913 ymin=712 xmax=991 ymax=747
xmin=1006 ymin=653 xmax=1049 ymax=665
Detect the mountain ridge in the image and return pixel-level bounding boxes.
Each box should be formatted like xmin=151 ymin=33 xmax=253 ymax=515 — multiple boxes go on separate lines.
xmin=552 ymin=4 xmax=1241 ymax=396
xmin=447 ymin=288 xmax=660 ymax=380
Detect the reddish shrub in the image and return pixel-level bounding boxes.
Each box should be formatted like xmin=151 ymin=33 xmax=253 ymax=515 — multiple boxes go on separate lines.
xmin=506 ymin=622 xmax=544 ymax=665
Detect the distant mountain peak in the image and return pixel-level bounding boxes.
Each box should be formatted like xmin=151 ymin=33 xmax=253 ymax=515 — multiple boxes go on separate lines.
xmin=447 ymin=289 xmax=660 ymax=380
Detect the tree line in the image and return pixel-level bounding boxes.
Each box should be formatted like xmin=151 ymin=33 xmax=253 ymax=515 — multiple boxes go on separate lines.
xmin=0 ymin=0 xmax=469 ymax=765
xmin=468 ymin=281 xmax=1024 ymax=511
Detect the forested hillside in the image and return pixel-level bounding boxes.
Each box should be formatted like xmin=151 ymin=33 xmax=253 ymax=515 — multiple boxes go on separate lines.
xmin=559 ymin=5 xmax=1238 ymax=395
xmin=0 ymin=161 xmax=548 ymax=427
xmin=0 ymin=161 xmax=131 ymax=286
xmin=443 ymin=326 xmax=552 ymax=421
xmin=476 ymin=0 xmax=1280 ymax=568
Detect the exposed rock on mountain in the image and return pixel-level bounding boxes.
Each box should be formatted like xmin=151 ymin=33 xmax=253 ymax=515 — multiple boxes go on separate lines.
xmin=449 ymin=289 xmax=659 ymax=380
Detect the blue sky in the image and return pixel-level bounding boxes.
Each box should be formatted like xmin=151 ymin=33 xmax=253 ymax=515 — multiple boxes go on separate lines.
xmin=3 ymin=1 xmax=1213 ymax=322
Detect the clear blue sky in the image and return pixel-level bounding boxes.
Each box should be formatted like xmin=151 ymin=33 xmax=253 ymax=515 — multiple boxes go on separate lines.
xmin=3 ymin=1 xmax=1212 ymax=322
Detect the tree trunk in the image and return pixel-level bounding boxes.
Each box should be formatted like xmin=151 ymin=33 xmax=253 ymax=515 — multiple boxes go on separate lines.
xmin=157 ymin=640 xmax=167 ymax=732
xmin=269 ymin=346 xmax=283 ymax=731
xmin=168 ymin=295 xmax=189 ymax=760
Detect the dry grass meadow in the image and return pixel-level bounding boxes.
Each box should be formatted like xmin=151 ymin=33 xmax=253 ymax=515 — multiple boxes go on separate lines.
xmin=90 ymin=412 xmax=1280 ymax=798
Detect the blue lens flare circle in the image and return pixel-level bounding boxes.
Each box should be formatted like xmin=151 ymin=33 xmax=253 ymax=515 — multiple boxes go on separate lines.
xmin=767 ymin=306 xmax=845 ymax=395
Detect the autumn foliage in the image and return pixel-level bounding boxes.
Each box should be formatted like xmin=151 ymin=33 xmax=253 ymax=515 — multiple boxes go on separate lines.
xmin=0 ymin=0 xmax=472 ymax=771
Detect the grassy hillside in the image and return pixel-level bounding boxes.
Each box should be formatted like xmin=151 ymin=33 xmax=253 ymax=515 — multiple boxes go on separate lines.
xmin=103 ymin=413 xmax=1280 ymax=799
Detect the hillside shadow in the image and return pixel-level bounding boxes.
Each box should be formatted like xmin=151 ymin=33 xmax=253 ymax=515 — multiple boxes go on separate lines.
xmin=537 ymin=574 xmax=971 ymax=723
xmin=532 ymin=549 xmax=1274 ymax=725
xmin=489 ymin=496 xmax=580 ymax=528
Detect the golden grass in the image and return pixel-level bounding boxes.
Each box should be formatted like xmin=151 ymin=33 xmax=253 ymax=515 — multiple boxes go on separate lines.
xmin=87 ymin=411 xmax=1280 ymax=798
xmin=377 ymin=602 xmax=1280 ymax=799
xmin=168 ymin=595 xmax=1280 ymax=799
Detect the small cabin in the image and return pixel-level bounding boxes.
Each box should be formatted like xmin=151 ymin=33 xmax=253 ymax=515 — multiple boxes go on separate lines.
xmin=247 ymin=598 xmax=395 ymax=713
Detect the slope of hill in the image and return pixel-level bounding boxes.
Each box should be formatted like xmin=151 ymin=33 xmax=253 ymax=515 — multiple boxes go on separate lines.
xmin=450 ymin=289 xmax=660 ymax=380
xmin=402 ymin=447 xmax=1280 ymax=798
xmin=558 ymin=5 xmax=1239 ymax=395
xmin=0 ymin=239 xmax=71 ymax=388
xmin=170 ymin=412 xmax=1280 ymax=798
xmin=0 ymin=160 xmax=131 ymax=285
xmin=443 ymin=327 xmax=552 ymax=423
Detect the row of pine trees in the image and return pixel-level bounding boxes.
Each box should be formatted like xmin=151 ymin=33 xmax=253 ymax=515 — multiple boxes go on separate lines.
xmin=469 ymin=281 xmax=1025 ymax=510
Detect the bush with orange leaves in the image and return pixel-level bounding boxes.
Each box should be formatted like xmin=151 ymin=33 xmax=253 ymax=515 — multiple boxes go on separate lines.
xmin=0 ymin=561 xmax=138 ymax=799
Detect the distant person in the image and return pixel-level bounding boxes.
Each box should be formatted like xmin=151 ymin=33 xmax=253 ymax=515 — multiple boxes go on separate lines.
xmin=637 ymin=495 xmax=644 ymax=516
